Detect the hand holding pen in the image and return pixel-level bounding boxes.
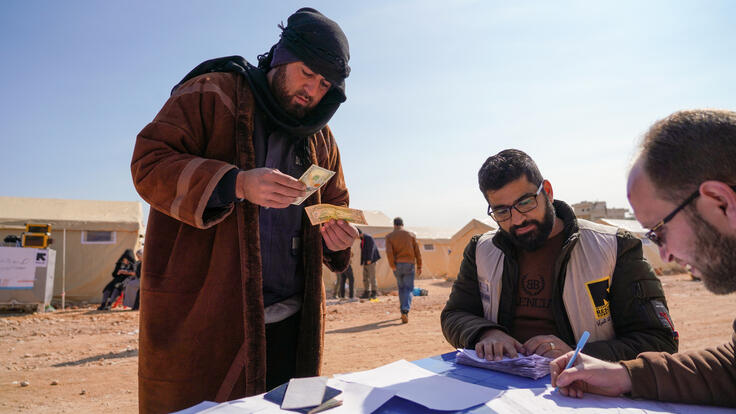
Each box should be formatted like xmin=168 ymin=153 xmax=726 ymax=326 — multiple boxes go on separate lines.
xmin=550 ymin=331 xmax=633 ymax=398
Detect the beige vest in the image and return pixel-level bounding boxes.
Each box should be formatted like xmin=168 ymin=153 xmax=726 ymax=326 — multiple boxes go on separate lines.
xmin=475 ymin=219 xmax=618 ymax=343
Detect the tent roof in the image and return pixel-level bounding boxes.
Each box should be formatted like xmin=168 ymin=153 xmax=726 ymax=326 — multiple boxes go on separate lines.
xmin=357 ymin=210 xmax=456 ymax=240
xmin=451 ymin=218 xmax=496 ymax=242
xmin=357 ymin=210 xmax=490 ymax=241
xmin=410 ymin=226 xmax=457 ymax=241
xmin=0 ymin=197 xmax=142 ymax=231
xmin=595 ymin=218 xmax=646 ymax=235
xmin=360 ymin=210 xmax=394 ymax=227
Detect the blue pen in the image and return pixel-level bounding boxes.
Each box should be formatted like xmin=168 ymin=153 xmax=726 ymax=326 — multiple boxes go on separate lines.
xmin=555 ymin=330 xmax=590 ymax=391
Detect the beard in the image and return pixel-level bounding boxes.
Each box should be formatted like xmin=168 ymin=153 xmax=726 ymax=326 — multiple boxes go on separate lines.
xmin=270 ymin=65 xmax=313 ymax=119
xmin=502 ymin=196 xmax=556 ymax=251
xmin=688 ymin=212 xmax=736 ymax=295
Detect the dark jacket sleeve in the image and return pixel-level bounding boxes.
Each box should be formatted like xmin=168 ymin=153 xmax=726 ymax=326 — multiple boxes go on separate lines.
xmin=441 ymin=236 xmax=507 ymax=349
xmin=621 ymin=323 xmax=736 ymax=407
xmin=371 ymin=239 xmax=381 ymax=262
xmin=111 ymin=262 xmax=122 ymax=278
xmin=583 ymin=231 xmax=678 ymax=361
xmin=361 ymin=235 xmax=380 ymax=264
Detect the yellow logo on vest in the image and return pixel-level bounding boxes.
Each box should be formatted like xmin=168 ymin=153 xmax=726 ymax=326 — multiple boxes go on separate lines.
xmin=585 ymin=276 xmax=611 ymax=322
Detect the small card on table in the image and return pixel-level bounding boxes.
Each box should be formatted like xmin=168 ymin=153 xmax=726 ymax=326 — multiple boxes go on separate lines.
xmin=281 ymin=376 xmax=329 ymax=410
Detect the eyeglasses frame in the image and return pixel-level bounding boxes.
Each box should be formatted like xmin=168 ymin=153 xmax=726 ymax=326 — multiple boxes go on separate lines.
xmin=644 ymin=189 xmax=699 ymax=247
xmin=487 ymin=182 xmax=545 ymax=222
xmin=645 ymin=184 xmax=736 ymax=247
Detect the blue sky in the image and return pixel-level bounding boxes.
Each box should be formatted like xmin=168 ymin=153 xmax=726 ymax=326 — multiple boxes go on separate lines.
xmin=2 ymin=1 xmax=735 ymax=229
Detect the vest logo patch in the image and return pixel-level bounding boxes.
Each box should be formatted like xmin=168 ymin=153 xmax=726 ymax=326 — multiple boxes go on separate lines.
xmin=585 ymin=276 xmax=611 ymax=321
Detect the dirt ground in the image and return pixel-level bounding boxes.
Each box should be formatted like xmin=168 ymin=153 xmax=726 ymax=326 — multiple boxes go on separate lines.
xmin=1 ymin=274 xmax=735 ymax=413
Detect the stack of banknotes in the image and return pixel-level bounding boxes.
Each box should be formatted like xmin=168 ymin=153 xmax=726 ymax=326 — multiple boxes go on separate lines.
xmin=455 ymin=349 xmax=552 ymax=379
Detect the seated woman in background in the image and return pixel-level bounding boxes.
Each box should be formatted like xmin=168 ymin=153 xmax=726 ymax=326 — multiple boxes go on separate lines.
xmin=97 ymin=249 xmax=136 ymax=310
xmin=122 ymin=248 xmax=143 ymax=310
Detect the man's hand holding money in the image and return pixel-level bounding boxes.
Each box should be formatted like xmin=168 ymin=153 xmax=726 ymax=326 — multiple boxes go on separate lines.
xmin=321 ymin=220 xmax=358 ymax=251
xmin=236 ymin=168 xmax=307 ymax=208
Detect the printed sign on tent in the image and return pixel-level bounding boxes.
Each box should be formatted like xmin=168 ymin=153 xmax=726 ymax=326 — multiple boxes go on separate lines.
xmin=0 ymin=247 xmax=37 ymax=289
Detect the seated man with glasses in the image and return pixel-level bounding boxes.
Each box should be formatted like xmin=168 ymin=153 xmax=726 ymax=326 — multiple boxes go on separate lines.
xmin=441 ymin=149 xmax=678 ymax=363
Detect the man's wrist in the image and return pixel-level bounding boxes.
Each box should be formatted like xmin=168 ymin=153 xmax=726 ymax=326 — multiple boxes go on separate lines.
xmin=617 ymin=361 xmax=636 ymax=395
xmin=234 ymin=170 xmax=245 ymax=200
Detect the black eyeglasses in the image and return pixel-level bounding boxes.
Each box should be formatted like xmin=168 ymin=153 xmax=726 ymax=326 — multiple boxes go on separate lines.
xmin=487 ymin=182 xmax=544 ymax=222
xmin=644 ymin=189 xmax=699 ymax=247
xmin=645 ymin=184 xmax=736 ymax=246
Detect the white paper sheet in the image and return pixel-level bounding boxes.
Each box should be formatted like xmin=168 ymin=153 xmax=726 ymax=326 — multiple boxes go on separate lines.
xmin=486 ymin=387 xmax=736 ymax=414
xmin=193 ymin=398 xmax=278 ymax=413
xmin=172 ymin=401 xmax=219 ymax=414
xmin=334 ymin=359 xmax=500 ymax=411
xmin=328 ymin=379 xmax=395 ymax=413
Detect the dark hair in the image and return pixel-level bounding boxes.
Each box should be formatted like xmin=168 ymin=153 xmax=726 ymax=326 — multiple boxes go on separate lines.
xmin=641 ymin=109 xmax=736 ymax=202
xmin=117 ymin=249 xmax=136 ymax=265
xmin=478 ymin=149 xmax=543 ymax=198
xmin=393 ymin=217 xmax=403 ymax=226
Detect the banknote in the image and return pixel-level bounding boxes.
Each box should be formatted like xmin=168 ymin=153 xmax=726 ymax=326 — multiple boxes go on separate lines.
xmin=304 ymin=204 xmax=367 ymax=225
xmin=292 ymin=164 xmax=336 ymax=205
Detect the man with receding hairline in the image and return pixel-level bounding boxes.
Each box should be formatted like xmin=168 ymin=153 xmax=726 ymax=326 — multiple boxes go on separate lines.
xmin=551 ymin=109 xmax=736 ymax=408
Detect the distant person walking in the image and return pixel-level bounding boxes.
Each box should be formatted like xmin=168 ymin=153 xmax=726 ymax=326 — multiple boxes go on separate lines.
xmin=358 ymin=228 xmax=381 ymax=299
xmin=385 ymin=217 xmax=422 ymax=323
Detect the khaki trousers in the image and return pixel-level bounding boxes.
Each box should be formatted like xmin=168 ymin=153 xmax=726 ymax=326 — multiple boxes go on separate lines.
xmin=362 ymin=262 xmax=377 ymax=292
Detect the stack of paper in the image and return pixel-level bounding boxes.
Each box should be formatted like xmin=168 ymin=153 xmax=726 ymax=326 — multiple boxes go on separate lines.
xmin=455 ymin=349 xmax=551 ymax=379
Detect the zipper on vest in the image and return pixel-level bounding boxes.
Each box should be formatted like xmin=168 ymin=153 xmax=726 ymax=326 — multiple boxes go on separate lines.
xmin=553 ymin=236 xmax=578 ymax=346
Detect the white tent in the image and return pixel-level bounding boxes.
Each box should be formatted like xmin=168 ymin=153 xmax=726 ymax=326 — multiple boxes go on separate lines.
xmin=0 ymin=197 xmax=143 ymax=302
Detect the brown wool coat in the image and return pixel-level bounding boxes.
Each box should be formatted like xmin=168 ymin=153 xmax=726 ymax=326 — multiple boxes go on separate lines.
xmin=131 ymin=72 xmax=350 ymax=414
xmin=622 ymin=318 xmax=736 ymax=407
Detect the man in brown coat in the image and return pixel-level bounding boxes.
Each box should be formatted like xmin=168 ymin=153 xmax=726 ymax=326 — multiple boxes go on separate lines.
xmin=551 ymin=109 xmax=736 ymax=408
xmin=385 ymin=217 xmax=422 ymax=323
xmin=131 ymin=8 xmax=357 ymax=413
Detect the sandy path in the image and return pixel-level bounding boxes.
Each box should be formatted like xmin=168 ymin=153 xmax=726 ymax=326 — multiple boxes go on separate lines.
xmin=1 ymin=274 xmax=733 ymax=413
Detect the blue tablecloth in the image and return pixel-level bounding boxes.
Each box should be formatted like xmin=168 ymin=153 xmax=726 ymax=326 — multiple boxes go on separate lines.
xmin=373 ymin=351 xmax=550 ymax=413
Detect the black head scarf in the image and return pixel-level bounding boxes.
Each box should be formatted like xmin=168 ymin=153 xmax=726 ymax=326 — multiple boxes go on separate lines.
xmin=172 ymin=8 xmax=350 ymax=140
xmin=265 ymin=7 xmax=350 ymax=100
xmin=116 ymin=249 xmax=136 ymax=265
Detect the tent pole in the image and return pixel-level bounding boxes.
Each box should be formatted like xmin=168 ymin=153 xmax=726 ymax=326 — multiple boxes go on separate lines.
xmin=62 ymin=228 xmax=66 ymax=311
